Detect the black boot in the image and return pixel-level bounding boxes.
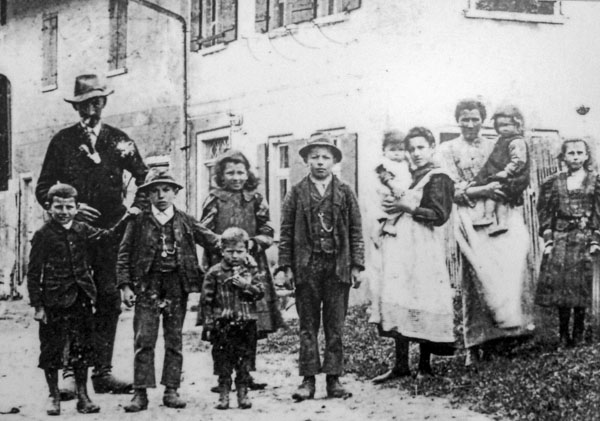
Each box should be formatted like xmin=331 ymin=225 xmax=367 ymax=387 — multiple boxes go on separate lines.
xmin=124 ymin=389 xmax=148 ymax=413
xmin=573 ymin=307 xmax=586 ymax=346
xmin=163 ymin=387 xmax=186 ymax=409
xmin=216 ymin=378 xmax=231 ymax=410
xmin=92 ymin=371 xmax=133 ymax=394
xmin=372 ymin=338 xmax=411 ymax=384
xmin=326 ymin=375 xmax=352 ymax=399
xmin=45 ymin=369 xmax=61 ymax=416
xmin=559 ymin=307 xmax=572 ymax=347
xmin=291 ymin=376 xmax=315 ymax=401
xmin=74 ymin=368 xmax=100 ymax=414
xmin=236 ymin=383 xmax=252 ymax=409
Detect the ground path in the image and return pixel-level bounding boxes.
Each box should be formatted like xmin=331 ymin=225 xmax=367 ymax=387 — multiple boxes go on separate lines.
xmin=0 ymin=299 xmax=492 ymax=421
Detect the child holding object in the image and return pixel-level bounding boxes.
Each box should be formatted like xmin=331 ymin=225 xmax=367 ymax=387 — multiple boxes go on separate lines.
xmin=201 ymin=227 xmax=265 ymax=410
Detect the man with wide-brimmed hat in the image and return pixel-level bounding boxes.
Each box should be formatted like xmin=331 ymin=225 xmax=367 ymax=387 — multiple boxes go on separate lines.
xmin=35 ymin=74 xmax=148 ymax=397
xmin=278 ymin=132 xmax=364 ymax=401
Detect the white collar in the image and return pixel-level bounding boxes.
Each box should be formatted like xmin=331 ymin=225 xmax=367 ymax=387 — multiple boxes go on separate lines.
xmin=152 ymin=204 xmax=174 ymax=224
xmin=309 ymin=173 xmax=333 ymax=187
xmin=61 ymin=221 xmax=74 ymax=230
xmin=80 ymin=121 xmax=102 ymax=136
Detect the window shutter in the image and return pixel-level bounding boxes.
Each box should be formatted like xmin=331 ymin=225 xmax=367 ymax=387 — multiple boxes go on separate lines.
xmin=255 ymin=0 xmax=269 ymax=33
xmin=270 ymin=0 xmax=284 ymax=29
xmin=0 ymin=75 xmax=9 ymax=191
xmin=335 ymin=132 xmax=357 ymax=193
xmin=288 ymin=137 xmax=308 ymax=188
xmin=202 ymin=0 xmax=214 ymax=47
xmin=109 ymin=0 xmax=127 ymax=70
xmin=42 ymin=14 xmax=58 ymax=87
xmin=220 ymin=0 xmax=237 ymax=43
xmin=289 ymin=0 xmax=315 ymax=25
xmin=339 ymin=0 xmax=360 ymax=13
xmin=190 ymin=0 xmax=201 ymax=51
xmin=0 ymin=0 xmax=7 ymax=26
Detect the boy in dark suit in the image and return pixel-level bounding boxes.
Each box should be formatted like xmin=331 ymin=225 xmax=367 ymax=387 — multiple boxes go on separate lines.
xmin=117 ymin=168 xmax=219 ymax=412
xmin=278 ymin=132 xmax=365 ymax=401
xmin=27 ymin=183 xmax=135 ymax=416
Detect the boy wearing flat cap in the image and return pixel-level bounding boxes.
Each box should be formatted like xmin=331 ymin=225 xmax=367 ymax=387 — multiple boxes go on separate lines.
xmin=278 ymin=132 xmax=364 ymax=401
xmin=116 ymin=168 xmax=219 ymax=412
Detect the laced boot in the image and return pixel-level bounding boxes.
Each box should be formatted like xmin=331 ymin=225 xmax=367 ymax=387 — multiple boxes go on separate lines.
xmin=236 ymin=381 xmax=252 ymax=409
xmin=326 ymin=375 xmax=352 ymax=399
xmin=291 ymin=376 xmax=315 ymax=401
xmin=92 ymin=371 xmax=133 ymax=394
xmin=215 ymin=379 xmax=231 ymax=410
xmin=45 ymin=369 xmax=61 ymax=416
xmin=74 ymin=368 xmax=100 ymax=414
xmin=163 ymin=387 xmax=186 ymax=409
xmin=124 ymin=389 xmax=148 ymax=413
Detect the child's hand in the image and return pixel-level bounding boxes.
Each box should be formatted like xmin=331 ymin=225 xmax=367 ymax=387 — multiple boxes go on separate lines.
xmin=231 ymin=275 xmax=251 ymax=290
xmin=351 ymin=267 xmax=363 ymax=289
xmin=494 ymin=171 xmax=508 ymax=180
xmin=591 ymin=244 xmax=600 ymax=255
xmin=120 ymin=285 xmax=136 ymax=307
xmin=221 ymin=308 xmax=234 ymax=319
xmin=378 ymin=172 xmax=393 ymax=185
xmin=543 ymin=245 xmax=553 ymax=256
xmin=203 ymin=328 xmax=214 ymax=343
xmin=34 ymin=307 xmax=47 ymax=324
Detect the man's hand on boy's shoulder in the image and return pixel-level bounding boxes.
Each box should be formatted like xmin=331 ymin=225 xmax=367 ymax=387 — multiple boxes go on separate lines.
xmin=120 ymin=285 xmax=136 ymax=307
xmin=34 ymin=306 xmax=47 ymax=324
xmin=126 ymin=206 xmax=142 ymax=217
xmin=75 ymin=203 xmax=101 ymax=224
xmin=351 ymin=266 xmax=363 ymax=289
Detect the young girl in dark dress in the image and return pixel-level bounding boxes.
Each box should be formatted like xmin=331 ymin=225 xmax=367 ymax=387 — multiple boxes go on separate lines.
xmin=198 ymin=149 xmax=283 ymax=390
xmin=536 ymin=138 xmax=600 ymax=347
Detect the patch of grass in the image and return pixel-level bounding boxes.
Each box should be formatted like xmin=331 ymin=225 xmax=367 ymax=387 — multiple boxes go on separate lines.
xmin=260 ymin=304 xmax=600 ymax=420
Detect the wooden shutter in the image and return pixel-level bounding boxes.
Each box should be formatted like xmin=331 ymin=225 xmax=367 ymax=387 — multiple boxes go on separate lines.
xmin=42 ymin=13 xmax=58 ymax=87
xmin=0 ymin=0 xmax=7 ymax=26
xmin=336 ymin=132 xmax=357 ymax=193
xmin=219 ymin=0 xmax=237 ymax=43
xmin=255 ymin=0 xmax=269 ymax=33
xmin=190 ymin=0 xmax=201 ymax=51
xmin=289 ymin=0 xmax=315 ymax=25
xmin=0 ymin=75 xmax=10 ymax=191
xmin=288 ymin=138 xmax=307 ymax=188
xmin=339 ymin=0 xmax=360 ymax=13
xmin=109 ymin=0 xmax=128 ymax=70
xmin=269 ymin=0 xmax=284 ymax=29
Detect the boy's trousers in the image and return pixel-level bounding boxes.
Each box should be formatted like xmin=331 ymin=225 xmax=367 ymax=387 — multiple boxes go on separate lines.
xmin=295 ymin=252 xmax=350 ymax=377
xmin=133 ymin=272 xmax=187 ymax=388
xmin=213 ymin=320 xmax=256 ymax=385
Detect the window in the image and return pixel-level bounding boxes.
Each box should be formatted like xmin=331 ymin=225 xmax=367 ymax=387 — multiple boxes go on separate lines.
xmin=256 ymin=0 xmax=360 ymax=32
xmin=191 ymin=0 xmax=238 ymax=51
xmin=42 ymin=13 xmax=58 ymax=90
xmin=1 ymin=0 xmax=7 ymax=26
xmin=108 ymin=0 xmax=128 ymax=74
xmin=0 ymin=75 xmax=10 ymax=191
xmin=465 ymin=0 xmax=563 ymax=23
xmin=203 ymin=136 xmax=230 ymax=192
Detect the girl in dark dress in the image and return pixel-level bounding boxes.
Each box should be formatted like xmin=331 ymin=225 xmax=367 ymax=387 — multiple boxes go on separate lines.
xmin=199 ymin=149 xmax=284 ymax=390
xmin=536 ymin=138 xmax=600 ymax=347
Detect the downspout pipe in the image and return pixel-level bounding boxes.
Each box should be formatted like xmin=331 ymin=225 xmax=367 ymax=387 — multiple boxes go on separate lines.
xmin=129 ymin=0 xmax=190 ymax=208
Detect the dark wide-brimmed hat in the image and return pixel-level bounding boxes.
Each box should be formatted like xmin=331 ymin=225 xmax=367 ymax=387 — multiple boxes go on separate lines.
xmin=298 ymin=132 xmax=342 ymax=162
xmin=64 ymin=74 xmax=114 ymax=104
xmin=139 ymin=167 xmax=183 ymax=191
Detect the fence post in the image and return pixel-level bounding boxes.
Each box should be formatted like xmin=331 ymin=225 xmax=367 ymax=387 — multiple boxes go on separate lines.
xmin=592 ymin=258 xmax=600 ymax=341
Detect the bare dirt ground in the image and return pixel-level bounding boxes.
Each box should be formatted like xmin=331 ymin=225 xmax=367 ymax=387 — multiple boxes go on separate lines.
xmin=0 ymin=299 xmax=492 ymax=421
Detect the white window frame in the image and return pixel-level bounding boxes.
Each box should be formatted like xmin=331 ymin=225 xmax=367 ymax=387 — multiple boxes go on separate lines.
xmin=195 ymin=128 xmax=231 ymax=215
xmin=464 ymin=0 xmax=565 ymax=24
xmin=267 ymin=134 xmax=293 ymax=240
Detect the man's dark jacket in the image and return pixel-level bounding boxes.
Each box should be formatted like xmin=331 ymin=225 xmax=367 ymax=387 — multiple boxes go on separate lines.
xmin=35 ymin=123 xmax=148 ymax=226
xmin=116 ymin=208 xmax=220 ymax=294
xmin=278 ymin=175 xmax=365 ymax=285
